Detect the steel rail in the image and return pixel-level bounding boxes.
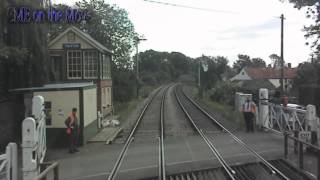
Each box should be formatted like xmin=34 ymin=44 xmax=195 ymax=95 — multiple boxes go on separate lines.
xmin=174 ymin=86 xmax=236 ymax=180
xmin=159 ymin=86 xmax=169 ymax=180
xmin=107 ymin=87 xmax=163 ymax=180
xmin=180 ymin=85 xmax=290 ymax=180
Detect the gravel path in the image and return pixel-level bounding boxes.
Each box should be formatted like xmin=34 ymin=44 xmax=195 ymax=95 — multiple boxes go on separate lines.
xmin=164 ymin=85 xmax=195 ymax=137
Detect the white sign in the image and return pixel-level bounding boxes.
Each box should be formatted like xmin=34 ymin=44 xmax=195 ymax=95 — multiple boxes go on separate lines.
xmin=299 ymin=131 xmax=311 ymax=142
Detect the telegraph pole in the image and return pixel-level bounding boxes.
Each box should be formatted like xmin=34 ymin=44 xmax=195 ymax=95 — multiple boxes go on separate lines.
xmin=280 ymin=14 xmax=285 ymax=95
xmin=135 ymin=37 xmax=147 ymax=98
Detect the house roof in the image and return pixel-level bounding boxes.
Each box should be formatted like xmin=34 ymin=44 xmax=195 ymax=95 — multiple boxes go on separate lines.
xmin=48 ymin=26 xmax=113 ymax=54
xmin=245 ymin=67 xmax=297 ymax=79
xmin=240 ymin=79 xmax=276 ymax=90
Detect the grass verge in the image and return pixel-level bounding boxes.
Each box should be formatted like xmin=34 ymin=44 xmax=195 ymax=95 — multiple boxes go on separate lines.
xmin=188 ymin=85 xmax=245 ymax=129
xmin=113 ymin=85 xmax=158 ymax=124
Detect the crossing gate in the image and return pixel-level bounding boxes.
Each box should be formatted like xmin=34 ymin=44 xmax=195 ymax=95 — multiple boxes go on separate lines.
xmin=22 ymin=96 xmax=47 ymax=180
xmin=0 ymin=143 xmax=18 ymax=180
xmin=258 ymin=88 xmax=320 ymax=138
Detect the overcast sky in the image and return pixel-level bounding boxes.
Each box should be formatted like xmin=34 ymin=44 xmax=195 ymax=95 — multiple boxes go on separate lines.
xmin=53 ymin=0 xmax=314 ymax=66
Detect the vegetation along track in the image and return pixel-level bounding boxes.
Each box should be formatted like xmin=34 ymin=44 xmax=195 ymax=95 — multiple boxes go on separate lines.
xmin=173 ymin=84 xmax=290 ymax=180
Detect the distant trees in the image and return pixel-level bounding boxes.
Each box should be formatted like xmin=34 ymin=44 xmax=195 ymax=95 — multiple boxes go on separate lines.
xmin=233 ymin=54 xmax=266 ymax=72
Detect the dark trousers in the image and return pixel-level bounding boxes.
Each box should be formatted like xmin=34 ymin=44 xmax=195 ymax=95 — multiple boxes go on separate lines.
xmin=243 ymin=112 xmax=254 ymax=132
xmin=68 ymin=129 xmax=78 ymax=151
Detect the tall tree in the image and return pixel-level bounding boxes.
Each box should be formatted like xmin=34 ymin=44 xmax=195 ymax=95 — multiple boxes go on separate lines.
xmin=269 ymin=53 xmax=282 ymax=68
xmin=50 ymin=0 xmax=138 ymax=68
xmin=282 ymin=0 xmax=320 ymax=55
xmin=233 ymin=54 xmax=266 ymax=72
xmin=0 ymin=0 xmax=48 ymax=94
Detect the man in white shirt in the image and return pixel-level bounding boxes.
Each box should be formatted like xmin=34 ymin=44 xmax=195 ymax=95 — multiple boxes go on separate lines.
xmin=242 ymin=97 xmax=256 ymax=132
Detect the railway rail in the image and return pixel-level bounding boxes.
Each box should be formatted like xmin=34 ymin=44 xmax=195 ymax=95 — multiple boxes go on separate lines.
xmin=174 ymin=85 xmax=290 ymax=180
xmin=108 ymin=83 xmax=310 ymax=180
xmin=107 ymin=85 xmax=170 ymax=180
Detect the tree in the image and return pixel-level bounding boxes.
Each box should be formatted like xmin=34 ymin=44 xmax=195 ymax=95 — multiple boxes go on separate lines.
xmin=198 ymin=55 xmax=230 ymax=90
xmin=282 ymin=0 xmax=320 ymax=55
xmin=50 ymin=0 xmax=138 ymax=68
xmin=269 ymin=54 xmax=281 ymax=68
xmin=293 ymin=61 xmax=320 ymax=88
xmin=233 ymin=54 xmax=266 ymax=72
xmin=0 ymin=0 xmax=48 ymax=95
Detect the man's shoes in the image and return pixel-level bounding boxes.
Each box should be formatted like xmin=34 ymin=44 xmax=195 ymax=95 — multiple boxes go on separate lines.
xmin=69 ymin=150 xmax=74 ymax=154
xmin=74 ymin=149 xmax=79 ymax=152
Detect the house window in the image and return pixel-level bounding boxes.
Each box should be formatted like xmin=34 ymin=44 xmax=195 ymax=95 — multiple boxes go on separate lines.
xmin=102 ymin=54 xmax=110 ymax=79
xmin=44 ymin=101 xmax=52 ymax=126
xmin=67 ymin=50 xmax=82 ymax=79
xmin=83 ymin=51 xmax=98 ymax=78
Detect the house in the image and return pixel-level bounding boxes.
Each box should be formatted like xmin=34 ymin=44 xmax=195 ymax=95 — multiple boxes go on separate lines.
xmin=48 ymin=26 xmax=113 ymax=117
xmin=230 ymin=67 xmax=297 ymax=91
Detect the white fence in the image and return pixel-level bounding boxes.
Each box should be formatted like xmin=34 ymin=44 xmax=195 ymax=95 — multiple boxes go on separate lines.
xmin=22 ymin=96 xmax=47 ymax=180
xmin=258 ymin=88 xmax=320 ymax=142
xmin=0 ymin=143 xmax=18 ymax=180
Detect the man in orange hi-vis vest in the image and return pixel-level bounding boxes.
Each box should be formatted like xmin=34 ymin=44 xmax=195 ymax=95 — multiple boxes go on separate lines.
xmin=242 ymin=97 xmax=256 ymax=132
xmin=65 ymin=107 xmax=79 ymax=153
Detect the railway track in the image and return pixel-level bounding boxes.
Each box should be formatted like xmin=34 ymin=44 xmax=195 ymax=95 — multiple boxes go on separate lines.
xmin=173 ymin=85 xmax=291 ymax=180
xmin=107 ymin=83 xmax=312 ymax=180
xmin=107 ymin=85 xmax=170 ymax=180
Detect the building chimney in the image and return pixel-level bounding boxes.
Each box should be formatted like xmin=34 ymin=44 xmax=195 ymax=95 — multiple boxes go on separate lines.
xmin=288 ymin=63 xmax=291 ymax=68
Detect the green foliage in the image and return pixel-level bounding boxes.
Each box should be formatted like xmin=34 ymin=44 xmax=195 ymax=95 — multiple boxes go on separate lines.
xmin=50 ymin=0 xmax=138 ymax=68
xmin=112 ymin=65 xmax=136 ymax=102
xmin=293 ymin=61 xmax=320 ymax=88
xmin=197 ymin=55 xmax=230 ymax=90
xmin=208 ymin=81 xmax=241 ymax=106
xmin=1 ymin=0 xmax=48 ymax=91
xmin=282 ymin=0 xmax=320 ymax=55
xmin=233 ymin=54 xmax=266 ymax=72
xmin=138 ymin=50 xmax=193 ymax=85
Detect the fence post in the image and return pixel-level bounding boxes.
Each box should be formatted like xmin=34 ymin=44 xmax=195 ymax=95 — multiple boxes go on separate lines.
xmin=22 ymin=117 xmax=38 ymax=180
xmin=54 ymin=164 xmax=59 ymax=180
xmin=307 ymin=105 xmax=318 ymax=146
xmin=284 ymin=132 xmax=288 ymax=159
xmin=9 ymin=143 xmax=18 ymax=180
xmin=317 ymin=149 xmax=320 ymax=180
xmin=259 ymin=88 xmax=269 ymax=130
xmin=298 ymin=141 xmax=304 ymax=169
xmin=6 ymin=143 xmax=11 ymax=180
xmin=294 ymin=130 xmax=298 ymax=154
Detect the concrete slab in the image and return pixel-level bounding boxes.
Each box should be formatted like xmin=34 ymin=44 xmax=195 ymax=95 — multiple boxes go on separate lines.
xmin=88 ymin=127 xmax=123 ymax=144
xmin=45 ymin=131 xmax=285 ymax=180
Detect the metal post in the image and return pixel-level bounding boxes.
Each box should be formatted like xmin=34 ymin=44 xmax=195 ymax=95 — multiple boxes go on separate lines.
xmin=294 ymin=130 xmax=298 ymax=154
xmin=280 ymin=14 xmax=285 ymax=94
xmin=317 ymin=150 xmax=320 ymax=180
xmin=136 ymin=42 xmax=139 ymax=98
xmin=284 ymin=132 xmax=288 ymax=159
xmin=298 ymin=141 xmax=304 ymax=169
xmin=54 ymin=164 xmax=59 ymax=180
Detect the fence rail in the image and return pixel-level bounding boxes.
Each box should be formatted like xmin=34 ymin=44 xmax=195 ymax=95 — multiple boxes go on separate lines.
xmin=0 ymin=143 xmax=18 ymax=180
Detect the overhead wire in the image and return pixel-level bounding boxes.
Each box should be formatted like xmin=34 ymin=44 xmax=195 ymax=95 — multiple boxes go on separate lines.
xmin=142 ymin=0 xmax=240 ymax=14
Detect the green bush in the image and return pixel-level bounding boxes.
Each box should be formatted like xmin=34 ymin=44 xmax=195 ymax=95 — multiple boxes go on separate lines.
xmin=209 ymin=81 xmax=240 ymax=106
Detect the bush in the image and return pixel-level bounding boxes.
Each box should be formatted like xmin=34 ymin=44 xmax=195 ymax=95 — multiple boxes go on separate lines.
xmin=209 ymin=81 xmax=240 ymax=106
